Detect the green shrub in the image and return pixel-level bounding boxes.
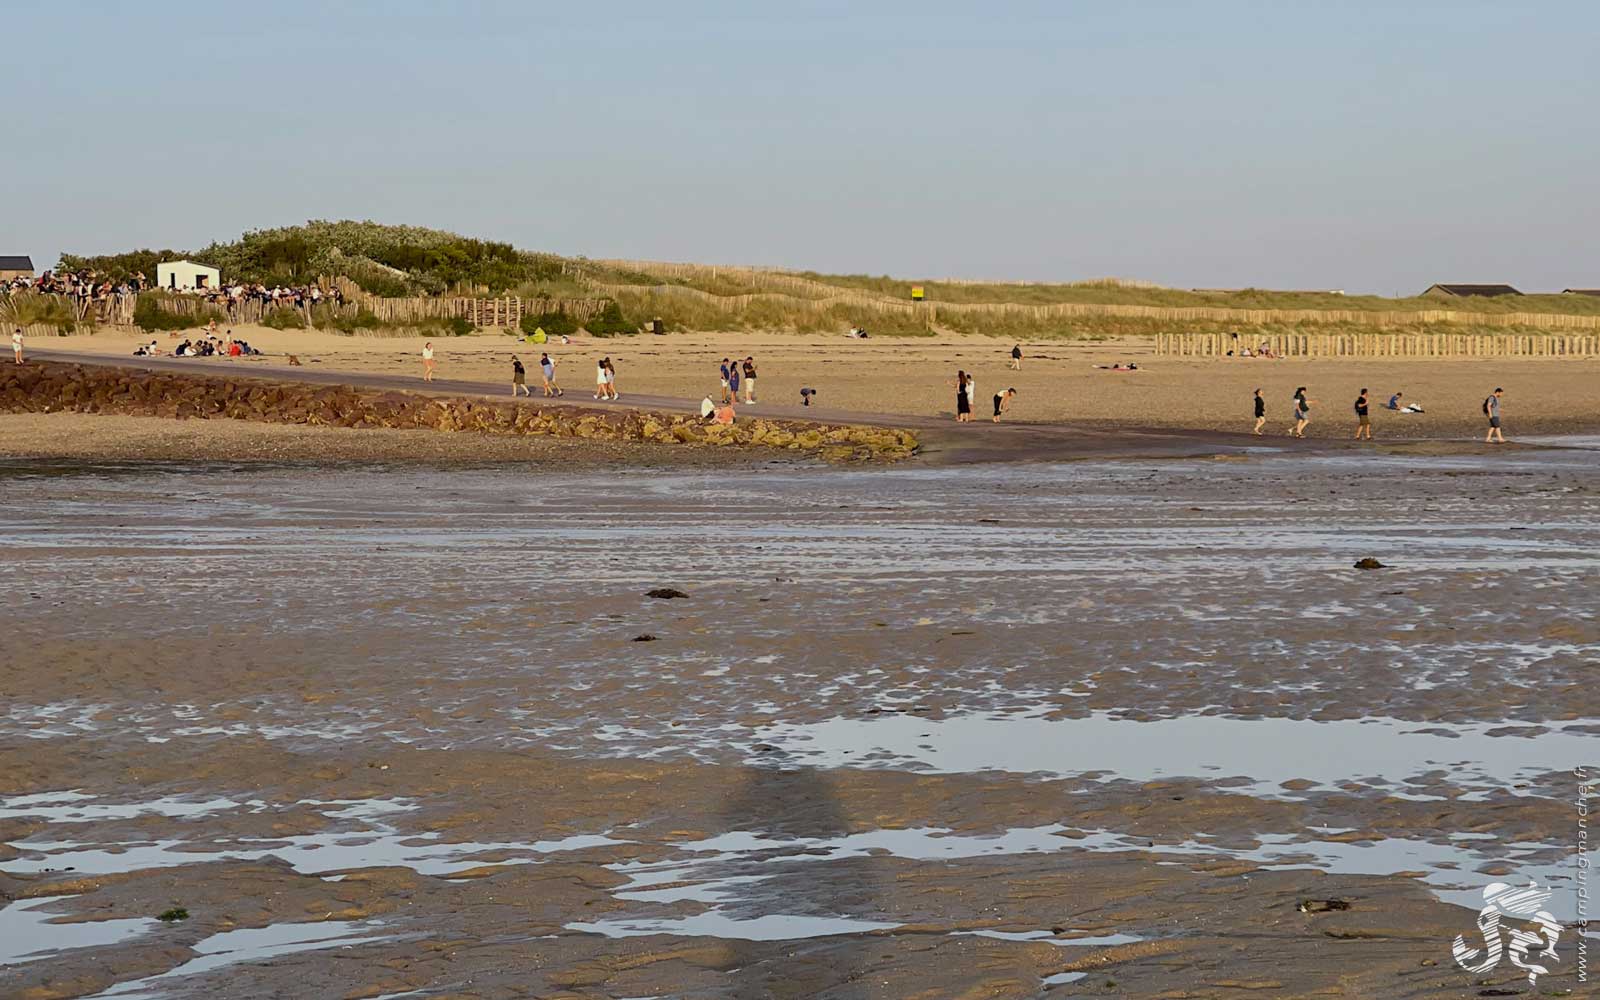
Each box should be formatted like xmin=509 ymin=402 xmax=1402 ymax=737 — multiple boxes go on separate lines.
xmin=584 ymin=299 xmax=635 ymax=337
xmin=261 ymin=307 xmax=307 ymax=330
xmin=1 ymin=293 xmax=78 ymax=333
xmin=329 ymin=308 xmax=383 ymax=333
xmin=519 ymin=311 xmax=578 ymax=339
xmin=134 ymin=294 xmax=220 ymax=332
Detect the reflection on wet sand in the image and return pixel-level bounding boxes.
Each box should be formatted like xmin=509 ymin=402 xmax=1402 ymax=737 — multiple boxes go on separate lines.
xmin=2 ymin=452 xmax=1597 ymax=997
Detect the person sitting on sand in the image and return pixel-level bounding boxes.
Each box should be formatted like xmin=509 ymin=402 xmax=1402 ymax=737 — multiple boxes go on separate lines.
xmin=992 ymin=387 xmax=1017 ymax=422
xmin=1386 ymin=391 xmax=1424 ymax=414
xmin=713 ymin=402 xmax=736 ymax=425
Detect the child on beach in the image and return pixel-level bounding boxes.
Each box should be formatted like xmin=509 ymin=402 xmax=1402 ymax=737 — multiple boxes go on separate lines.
xmin=12 ymin=327 xmax=22 ymax=365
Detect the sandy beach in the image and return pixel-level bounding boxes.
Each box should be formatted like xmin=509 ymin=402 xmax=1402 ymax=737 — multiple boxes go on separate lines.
xmin=31 ymin=326 xmax=1600 ymax=440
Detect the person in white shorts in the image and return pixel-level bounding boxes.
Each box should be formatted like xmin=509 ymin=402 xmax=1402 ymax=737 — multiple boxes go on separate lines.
xmin=421 ymin=342 xmax=436 ymax=382
xmin=11 ymin=328 xmax=22 ymax=365
xmin=595 ymin=358 xmax=608 ymax=399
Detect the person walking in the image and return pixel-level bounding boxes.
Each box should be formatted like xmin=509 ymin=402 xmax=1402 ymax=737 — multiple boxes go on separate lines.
xmin=992 ymin=386 xmax=1017 ymax=422
xmin=1290 ymin=386 xmax=1314 ymax=438
xmin=1252 ymin=388 xmax=1266 ymax=435
xmin=1353 ymin=387 xmax=1372 ymax=440
xmin=421 ymin=342 xmax=436 ymax=382
xmin=511 ymin=356 xmax=530 ymax=397
xmin=540 ymin=353 xmax=562 ymax=396
xmin=952 ymin=371 xmax=971 ymax=422
xmin=1009 ymin=344 xmax=1023 ymax=370
xmin=741 ymin=356 xmax=758 ymax=404
xmin=718 ymin=358 xmax=733 ymax=404
xmin=603 ymin=357 xmax=618 ymax=400
xmin=11 ymin=327 xmax=23 ymax=365
xmin=595 ymin=357 xmax=609 ymax=400
xmin=1484 ymin=387 xmax=1505 ymax=443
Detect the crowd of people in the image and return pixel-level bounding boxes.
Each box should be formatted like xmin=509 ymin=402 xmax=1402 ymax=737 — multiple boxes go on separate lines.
xmin=1 ymin=269 xmax=345 ymax=321
xmin=5 ymin=269 xmax=142 ymax=303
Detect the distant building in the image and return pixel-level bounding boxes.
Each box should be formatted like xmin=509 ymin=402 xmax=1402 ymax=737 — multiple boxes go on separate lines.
xmin=155 ymin=259 xmax=221 ymax=291
xmin=0 ymin=255 xmax=34 ymax=281
xmin=1562 ymin=288 xmax=1600 ymax=297
xmin=1421 ymin=283 xmax=1522 ymax=299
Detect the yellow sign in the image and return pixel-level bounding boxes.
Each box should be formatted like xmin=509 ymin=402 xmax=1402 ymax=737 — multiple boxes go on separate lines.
xmin=911 ymin=285 xmax=925 ymax=301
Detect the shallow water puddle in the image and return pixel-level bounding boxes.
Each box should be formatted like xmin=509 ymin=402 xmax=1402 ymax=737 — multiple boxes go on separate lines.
xmin=0 ymin=794 xmax=629 ymax=878
xmin=568 ymin=913 xmax=901 ymax=940
xmin=0 ymin=896 xmax=158 ymax=966
xmin=87 ymin=920 xmax=407 ymax=998
xmin=746 ymin=710 xmax=1595 ymax=795
xmin=0 ymin=790 xmax=248 ymax=822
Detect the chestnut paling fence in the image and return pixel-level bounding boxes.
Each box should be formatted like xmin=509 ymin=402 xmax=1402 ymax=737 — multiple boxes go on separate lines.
xmin=1153 ymin=330 xmax=1600 ymax=358
xmin=7 ymin=277 xmax=1600 ymax=357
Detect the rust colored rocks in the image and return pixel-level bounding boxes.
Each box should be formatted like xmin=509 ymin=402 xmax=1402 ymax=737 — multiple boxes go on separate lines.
xmin=0 ymin=362 xmax=919 ymax=462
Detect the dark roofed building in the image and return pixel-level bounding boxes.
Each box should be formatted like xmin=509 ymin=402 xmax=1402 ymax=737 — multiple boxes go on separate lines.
xmin=1562 ymin=288 xmax=1600 ymax=297
xmin=0 ymin=255 xmax=34 ymax=280
xmin=1421 ymin=283 xmax=1522 ymax=299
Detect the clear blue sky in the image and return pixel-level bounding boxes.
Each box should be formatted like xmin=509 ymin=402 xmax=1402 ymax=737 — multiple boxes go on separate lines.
xmin=5 ymin=1 xmax=1595 ymax=294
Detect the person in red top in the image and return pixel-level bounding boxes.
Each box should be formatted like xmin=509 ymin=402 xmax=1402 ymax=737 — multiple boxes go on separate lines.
xmin=227 ymin=340 xmax=242 ymax=357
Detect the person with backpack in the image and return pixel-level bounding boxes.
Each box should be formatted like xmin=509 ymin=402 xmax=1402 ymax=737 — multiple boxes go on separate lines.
xmin=1290 ymin=386 xmax=1314 ymax=438
xmin=1353 ymin=388 xmax=1372 ymax=440
xmin=1484 ymin=387 xmax=1505 ymax=443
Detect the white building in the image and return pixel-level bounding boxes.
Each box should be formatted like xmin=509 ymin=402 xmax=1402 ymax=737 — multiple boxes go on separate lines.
xmin=155 ymin=260 xmax=221 ymax=291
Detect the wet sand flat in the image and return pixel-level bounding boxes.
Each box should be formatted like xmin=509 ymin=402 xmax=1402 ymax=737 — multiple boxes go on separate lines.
xmin=2 ymin=452 xmax=1597 ymax=998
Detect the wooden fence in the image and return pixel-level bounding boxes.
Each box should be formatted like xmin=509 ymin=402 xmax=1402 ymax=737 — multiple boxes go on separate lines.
xmin=1155 ymin=331 xmax=1600 ymax=359
xmin=592 ymin=277 xmax=1600 ymax=334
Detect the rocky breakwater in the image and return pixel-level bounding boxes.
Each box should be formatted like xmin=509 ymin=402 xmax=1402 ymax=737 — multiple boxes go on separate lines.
xmin=0 ymin=362 xmax=919 ymax=462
